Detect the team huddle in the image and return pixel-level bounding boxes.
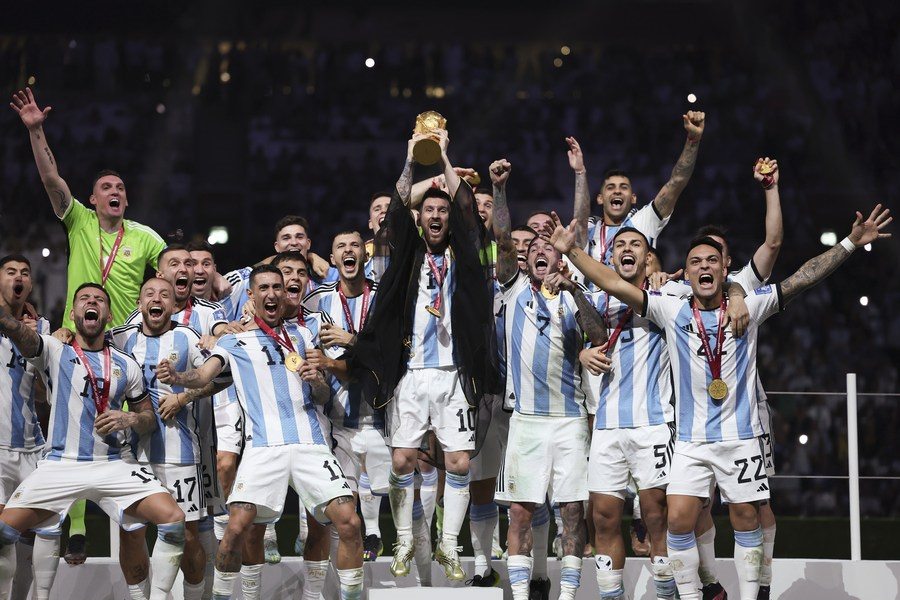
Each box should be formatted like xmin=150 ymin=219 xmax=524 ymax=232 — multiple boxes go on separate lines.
xmin=0 ymin=87 xmax=892 ymax=600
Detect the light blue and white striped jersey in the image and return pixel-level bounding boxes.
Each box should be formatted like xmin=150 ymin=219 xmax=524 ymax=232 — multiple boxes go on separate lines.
xmin=222 ymin=267 xmax=252 ymax=322
xmin=126 ymin=297 xmax=227 ymax=336
xmin=110 ymin=323 xmax=207 ymax=465
xmin=30 ymin=335 xmax=147 ymax=461
xmin=320 ymin=257 xmax=385 ymax=285
xmin=643 ymin=285 xmax=781 ymax=442
xmin=584 ymin=205 xmax=669 ymax=291
xmin=502 ymin=272 xmax=587 ymax=417
xmin=408 ymin=250 xmax=456 ymax=369
xmin=211 ymin=323 xmax=329 ymax=448
xmin=0 ymin=317 xmax=50 ymax=450
xmin=587 ymin=284 xmax=675 ymax=429
xmin=302 ymin=281 xmax=382 ymax=429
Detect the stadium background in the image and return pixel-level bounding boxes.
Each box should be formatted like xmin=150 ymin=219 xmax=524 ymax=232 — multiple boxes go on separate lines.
xmin=1 ymin=0 xmax=898 ymax=560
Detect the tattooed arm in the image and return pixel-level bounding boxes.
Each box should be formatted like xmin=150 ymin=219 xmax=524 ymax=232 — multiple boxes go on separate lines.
xmin=157 ymin=380 xmax=231 ymax=420
xmin=156 ymin=355 xmax=226 ymax=389
xmin=566 ymin=137 xmax=591 ymax=247
xmin=0 ymin=304 xmax=41 ymax=358
xmin=489 ymin=159 xmax=518 ymax=285
xmin=652 ymin=111 xmax=705 ymax=219
xmin=9 ymin=88 xmax=72 ymax=218
xmin=780 ymin=205 xmax=892 ymax=305
xmin=545 ymin=272 xmax=608 ymax=347
xmin=95 ymin=395 xmax=158 ymax=435
xmin=396 ymin=137 xmax=418 ymax=205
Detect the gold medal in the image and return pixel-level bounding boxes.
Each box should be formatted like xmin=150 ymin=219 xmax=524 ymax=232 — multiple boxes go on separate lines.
xmin=425 ymin=305 xmax=442 ymax=318
xmin=540 ymin=284 xmax=558 ymax=299
xmin=757 ymin=160 xmax=777 ymax=175
xmin=285 ymin=352 xmax=304 ymax=372
xmin=708 ymin=378 xmax=728 ymax=401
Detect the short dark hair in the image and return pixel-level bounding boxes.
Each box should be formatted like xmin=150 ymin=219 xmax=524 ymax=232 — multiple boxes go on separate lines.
xmin=370 ymin=191 xmax=392 ymax=208
xmin=421 ymin=188 xmax=452 ymax=205
xmin=612 ymin=226 xmax=650 ymax=248
xmin=526 ymin=211 xmax=553 ymax=222
xmin=695 ymin=224 xmax=728 ymax=240
xmin=687 ymin=236 xmax=724 ymax=258
xmin=271 ymin=251 xmax=309 ymax=270
xmin=157 ymin=243 xmax=190 ymax=265
xmin=141 ymin=277 xmax=174 ymax=292
xmin=186 ymin=241 xmax=216 ymax=259
xmin=601 ymin=169 xmax=631 ymax=185
xmin=274 ymin=215 xmax=309 ymax=240
xmin=332 ymin=230 xmax=363 ymax=244
xmin=91 ymin=169 xmax=124 ymax=191
xmin=474 ymin=187 xmax=493 ymax=198
xmin=0 ymin=254 xmax=31 ymax=270
xmin=647 ymin=246 xmax=664 ymax=269
xmin=73 ymin=282 xmax=111 ymax=305
xmin=249 ymin=264 xmax=284 ymax=286
xmin=512 ymin=225 xmax=538 ymax=237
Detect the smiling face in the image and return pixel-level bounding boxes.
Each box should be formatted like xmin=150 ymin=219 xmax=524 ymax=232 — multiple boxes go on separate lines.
xmin=89 ymin=175 xmax=128 ymax=221
xmin=526 ymin=238 xmax=563 ymax=285
xmin=598 ymin=175 xmax=636 ymax=223
xmin=331 ymin=232 xmax=365 ymax=283
xmin=686 ymin=244 xmax=726 ymax=303
xmin=420 ymin=196 xmax=451 ymax=251
xmin=612 ymin=231 xmax=649 ymax=284
xmin=189 ymin=250 xmax=216 ymax=299
xmin=157 ymin=249 xmax=195 ymax=304
xmin=368 ymin=195 xmax=391 ymax=235
xmin=71 ymin=286 xmax=111 ymax=339
xmin=706 ymin=234 xmax=732 ymax=269
xmin=139 ymin=278 xmax=175 ymax=333
xmin=276 ymin=259 xmax=309 ymax=312
xmin=511 ymin=229 xmax=537 ymax=271
xmin=249 ymin=271 xmax=285 ymax=327
xmin=0 ymin=260 xmax=32 ymax=308
xmin=475 ymin=192 xmax=494 ymax=230
xmin=274 ymin=224 xmax=311 ymax=255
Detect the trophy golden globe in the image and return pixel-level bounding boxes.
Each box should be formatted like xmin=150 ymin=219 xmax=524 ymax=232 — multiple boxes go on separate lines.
xmin=412 ymin=111 xmax=447 ymax=166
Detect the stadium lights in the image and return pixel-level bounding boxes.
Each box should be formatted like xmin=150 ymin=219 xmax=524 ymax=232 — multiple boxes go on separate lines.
xmin=859 ymin=296 xmax=869 ymax=307
xmin=560 ymin=46 xmax=571 ymax=56
xmin=553 ymin=58 xmax=563 ymax=68
xmin=220 ymin=72 xmax=231 ymax=83
xmin=208 ymin=226 xmax=229 ymax=245
xmin=42 ymin=248 xmax=50 ymax=258
xmin=156 ymin=103 xmax=166 ymax=114
xmin=864 ymin=243 xmax=872 ymax=251
xmin=820 ymin=231 xmax=837 ymax=246
xmin=27 ymin=75 xmax=36 ymax=85
xmin=687 ymin=93 xmax=697 ymax=103
xmin=799 ymin=434 xmax=808 ymax=445
xmin=365 ymin=57 xmax=375 ymax=68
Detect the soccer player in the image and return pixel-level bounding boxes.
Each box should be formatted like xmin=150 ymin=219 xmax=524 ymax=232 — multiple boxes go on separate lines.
xmin=157 ymin=265 xmax=364 ymax=600
xmin=0 ymin=283 xmax=186 ymax=600
xmin=111 ymin=278 xmax=216 ymax=600
xmin=491 ymin=160 xmax=607 ymax=600
xmin=551 ymin=205 xmax=890 ymax=600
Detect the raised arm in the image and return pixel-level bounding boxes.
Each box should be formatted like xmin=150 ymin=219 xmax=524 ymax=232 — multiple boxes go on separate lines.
xmin=9 ymin=88 xmax=72 ymax=218
xmin=156 ymin=355 xmax=225 ymax=389
xmin=751 ymin=157 xmax=783 ymax=280
xmin=396 ymin=135 xmax=422 ymax=205
xmin=545 ymin=213 xmax=645 ymax=312
xmin=489 ymin=159 xmax=517 ymax=284
xmin=652 ymin=111 xmax=705 ymax=219
xmin=0 ymin=304 xmax=41 ymax=358
xmin=546 ymin=272 xmax=608 ymax=347
xmin=436 ymin=129 xmax=464 ymax=201
xmin=780 ymin=205 xmax=891 ymax=304
xmin=566 ymin=137 xmax=591 ymax=247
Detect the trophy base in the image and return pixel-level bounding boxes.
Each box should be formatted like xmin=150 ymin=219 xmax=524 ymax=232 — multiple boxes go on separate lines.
xmin=413 ymin=138 xmax=442 ymax=166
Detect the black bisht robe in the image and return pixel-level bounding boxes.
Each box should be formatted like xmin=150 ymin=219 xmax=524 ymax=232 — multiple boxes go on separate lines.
xmin=345 ymin=181 xmax=500 ymax=467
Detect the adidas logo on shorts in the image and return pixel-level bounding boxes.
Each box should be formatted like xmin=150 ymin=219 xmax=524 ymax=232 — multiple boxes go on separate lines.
xmin=756 ymin=482 xmax=769 ymax=492
xmin=188 ymin=504 xmax=198 ymax=513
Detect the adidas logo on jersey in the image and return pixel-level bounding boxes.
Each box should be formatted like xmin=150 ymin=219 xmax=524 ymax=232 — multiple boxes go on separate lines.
xmin=756 ymin=482 xmax=769 ymax=492
xmin=187 ymin=504 xmax=198 ymax=513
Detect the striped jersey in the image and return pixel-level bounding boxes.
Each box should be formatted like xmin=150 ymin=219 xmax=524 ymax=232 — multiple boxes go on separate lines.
xmin=502 ymin=272 xmax=587 ymax=417
xmin=222 ymin=267 xmax=252 ymax=322
xmin=408 ymin=250 xmax=456 ymax=369
xmin=30 ymin=335 xmax=147 ymax=461
xmin=588 ymin=282 xmax=676 ymax=429
xmin=302 ymin=281 xmax=382 ymax=429
xmin=321 ymin=257 xmax=385 ymax=285
xmin=642 ymin=285 xmax=781 ymax=442
xmin=0 ymin=317 xmax=50 ymax=450
xmin=585 ymin=205 xmax=669 ymax=291
xmin=126 ymin=297 xmax=227 ymax=335
xmin=211 ymin=323 xmax=329 ymax=448
xmin=111 ymin=323 xmax=207 ymax=465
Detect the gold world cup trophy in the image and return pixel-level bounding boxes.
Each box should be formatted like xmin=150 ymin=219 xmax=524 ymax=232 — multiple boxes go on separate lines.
xmin=412 ymin=111 xmax=447 ymax=166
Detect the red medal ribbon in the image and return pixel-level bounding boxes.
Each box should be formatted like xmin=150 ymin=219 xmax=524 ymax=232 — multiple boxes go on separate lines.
xmin=691 ymin=295 xmax=728 ymax=382
xmin=604 ymin=279 xmax=647 ymax=353
xmin=253 ymin=317 xmax=296 ymax=353
xmin=100 ymin=226 xmax=125 ymax=286
xmin=425 ymin=252 xmax=448 ymax=313
xmin=296 ymin=307 xmax=306 ymax=328
xmin=598 ymin=222 xmax=609 ymax=261
xmin=338 ymin=282 xmax=370 ymax=335
xmin=72 ymin=340 xmax=111 ymax=414
xmin=180 ymin=297 xmax=193 ymax=326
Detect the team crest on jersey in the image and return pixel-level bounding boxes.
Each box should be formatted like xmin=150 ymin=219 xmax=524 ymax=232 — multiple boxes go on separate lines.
xmin=122 ymin=247 xmax=133 ymax=258
xmin=12 ymin=491 xmax=22 ymax=500
xmin=168 ymin=351 xmax=179 ymax=363
xmin=557 ymin=305 xmax=564 ymax=317
xmin=290 ymin=336 xmax=298 ymax=345
xmin=113 ymin=366 xmax=122 ymax=378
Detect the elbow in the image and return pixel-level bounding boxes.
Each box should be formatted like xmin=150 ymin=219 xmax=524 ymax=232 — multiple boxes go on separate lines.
xmin=765 ymin=238 xmax=783 ymax=253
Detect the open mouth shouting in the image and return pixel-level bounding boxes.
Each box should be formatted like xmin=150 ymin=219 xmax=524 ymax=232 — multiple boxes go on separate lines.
xmin=620 ymin=253 xmax=636 ymax=267
xmin=148 ymin=305 xmax=164 ymax=318
xmin=609 ymin=197 xmax=625 ymax=210
xmin=262 ymin=299 xmax=279 ymax=319
xmin=427 ymin=221 xmax=442 ymax=235
xmin=533 ymin=255 xmax=549 ymax=276
xmin=285 ymin=283 xmax=302 ymax=303
xmin=174 ymin=275 xmax=190 ymax=296
xmin=84 ymin=307 xmax=100 ymax=324
xmin=192 ymin=276 xmax=207 ymax=290
xmin=697 ymin=273 xmax=715 ymax=291
xmin=341 ymin=255 xmax=358 ymax=270
xmin=109 ymin=197 xmax=121 ymax=209
xmin=12 ymin=282 xmax=24 ymax=298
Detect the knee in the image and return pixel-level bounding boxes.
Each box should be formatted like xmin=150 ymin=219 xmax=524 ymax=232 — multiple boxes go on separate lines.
xmin=509 ymin=503 xmax=534 ymax=527
xmin=729 ymin=503 xmax=760 ymax=531
xmin=391 ymin=450 xmax=416 ymax=474
xmin=445 ymin=452 xmax=470 ymax=475
xmin=217 ymin=453 xmax=237 ymax=475
xmin=335 ymin=512 xmax=362 ymax=543
xmin=591 ymin=503 xmax=620 ymax=536
xmin=159 ymin=504 xmax=186 ymax=527
xmin=639 ymin=497 xmax=667 ymax=528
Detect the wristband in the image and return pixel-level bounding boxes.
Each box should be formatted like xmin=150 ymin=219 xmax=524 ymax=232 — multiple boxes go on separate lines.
xmin=761 ymin=175 xmax=776 ymax=190
xmin=839 ymin=237 xmax=856 ymax=253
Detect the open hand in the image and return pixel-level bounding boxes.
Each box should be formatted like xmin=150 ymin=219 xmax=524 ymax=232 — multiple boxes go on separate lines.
xmin=848 ymin=204 xmax=892 ymax=248
xmin=10 ymin=88 xmax=51 ymax=131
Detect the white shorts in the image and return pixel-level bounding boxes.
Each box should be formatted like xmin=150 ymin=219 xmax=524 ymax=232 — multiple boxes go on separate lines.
xmin=331 ymin=425 xmax=391 ymax=495
xmin=0 ymin=447 xmax=41 ymax=506
xmin=147 ymin=463 xmax=206 ymax=522
xmin=470 ymin=396 xmax=511 ymax=482
xmin=197 ymin=401 xmax=226 ymax=516
xmin=6 ymin=457 xmax=170 ymax=531
xmin=588 ymin=423 xmax=675 ymax=499
xmin=667 ymin=437 xmax=771 ymax=504
xmin=229 ymin=444 xmax=352 ymax=524
xmin=389 ymin=367 xmax=475 ymax=452
xmin=214 ymin=397 xmax=245 ymax=455
xmin=502 ymin=412 xmax=589 ymax=505
xmin=758 ymin=401 xmax=775 ymax=477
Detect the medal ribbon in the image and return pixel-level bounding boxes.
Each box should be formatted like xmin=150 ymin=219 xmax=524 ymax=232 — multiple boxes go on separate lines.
xmin=598 ymin=222 xmax=609 ymax=261
xmin=100 ymin=226 xmax=125 ymax=286
xmin=180 ymin=297 xmax=193 ymax=326
xmin=604 ymin=279 xmax=646 ymax=353
xmin=253 ymin=317 xmax=296 ymax=353
xmin=691 ymin=295 xmax=728 ymax=382
xmin=338 ymin=283 xmax=370 ymax=335
xmin=425 ymin=253 xmax=448 ymax=313
xmin=72 ymin=340 xmax=111 ymax=414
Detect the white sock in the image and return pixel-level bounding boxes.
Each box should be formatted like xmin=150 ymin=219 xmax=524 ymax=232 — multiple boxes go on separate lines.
xmin=183 ymin=579 xmax=205 ymax=600
xmin=734 ymin=528 xmax=763 ymax=600
xmin=469 ymin=501 xmax=497 ymax=576
xmin=149 ymin=522 xmax=186 ymax=600
xmin=760 ymin=524 xmax=776 ymax=587
xmin=412 ymin=500 xmax=432 ymax=587
xmin=419 ymin=468 xmax=438 ymax=528
xmin=264 ymin=523 xmax=277 ymax=543
xmin=531 ymin=502 xmax=551 ymax=580
xmin=211 ymin=568 xmax=238 ymax=600
xmin=651 ymin=555 xmax=677 ymax=599
xmin=0 ymin=523 xmax=20 ymax=593
xmin=441 ymin=471 xmax=470 ymax=548
xmin=388 ymin=471 xmax=415 ymax=542
xmin=359 ymin=474 xmax=382 ymax=539
xmin=508 ymin=555 xmax=532 ymax=600
xmin=31 ymin=534 xmax=61 ymax=600
xmin=199 ymin=518 xmax=217 ymax=599
xmin=667 ymin=531 xmax=700 ymax=600
xmin=337 ymin=567 xmax=364 ymax=600
xmin=128 ymin=581 xmax=149 ymax=600
xmin=559 ymin=555 xmax=582 ymax=600
xmin=301 ymin=560 xmax=328 ymax=600
xmin=10 ymin=538 xmax=33 ymax=600
xmin=297 ymin=507 xmax=309 ymax=547
xmin=240 ymin=564 xmax=263 ymax=600
xmin=696 ymin=525 xmax=718 ymax=585
xmin=594 ymin=554 xmax=624 ymax=598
